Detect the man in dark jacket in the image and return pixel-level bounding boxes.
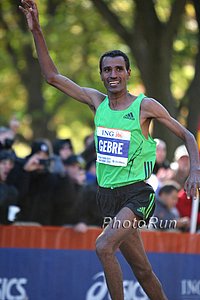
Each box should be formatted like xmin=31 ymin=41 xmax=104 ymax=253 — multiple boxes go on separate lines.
xmin=0 ymin=150 xmax=18 ymax=224
xmin=12 ymin=140 xmax=75 ymax=225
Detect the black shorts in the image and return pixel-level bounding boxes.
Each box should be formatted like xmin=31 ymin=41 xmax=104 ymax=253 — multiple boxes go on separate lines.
xmin=96 ymin=181 xmax=155 ymax=221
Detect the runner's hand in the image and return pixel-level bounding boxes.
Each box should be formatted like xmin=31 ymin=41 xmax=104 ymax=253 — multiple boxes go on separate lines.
xmin=19 ymin=0 xmax=39 ymax=31
xmin=184 ymin=168 xmax=200 ymax=198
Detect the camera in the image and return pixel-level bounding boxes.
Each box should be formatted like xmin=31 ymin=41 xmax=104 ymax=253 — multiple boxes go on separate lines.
xmin=38 ymin=158 xmax=51 ymax=168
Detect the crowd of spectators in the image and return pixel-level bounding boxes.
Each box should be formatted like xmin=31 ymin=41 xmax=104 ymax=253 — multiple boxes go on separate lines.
xmin=149 ymin=138 xmax=200 ymax=232
xmin=0 ymin=124 xmax=101 ymax=231
xmin=0 ymin=122 xmax=199 ymax=232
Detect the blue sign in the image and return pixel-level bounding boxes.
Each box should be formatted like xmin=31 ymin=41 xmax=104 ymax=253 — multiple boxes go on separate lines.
xmin=0 ymin=249 xmax=200 ymax=300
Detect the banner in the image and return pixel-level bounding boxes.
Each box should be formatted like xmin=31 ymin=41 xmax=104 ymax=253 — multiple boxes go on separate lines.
xmin=0 ymin=226 xmax=200 ymax=300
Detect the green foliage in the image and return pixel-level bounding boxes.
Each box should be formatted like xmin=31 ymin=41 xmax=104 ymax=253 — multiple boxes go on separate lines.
xmin=171 ymin=3 xmax=198 ymax=100
xmin=0 ymin=0 xmax=128 ymax=147
xmin=0 ymin=0 xmax=199 ymax=152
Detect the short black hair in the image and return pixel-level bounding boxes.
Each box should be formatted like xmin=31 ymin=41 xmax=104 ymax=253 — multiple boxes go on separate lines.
xmin=158 ymin=185 xmax=179 ymax=196
xmin=99 ymin=50 xmax=130 ymax=72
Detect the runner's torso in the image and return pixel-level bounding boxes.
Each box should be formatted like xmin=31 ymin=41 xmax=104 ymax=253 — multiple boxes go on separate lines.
xmin=94 ymin=93 xmax=156 ymax=188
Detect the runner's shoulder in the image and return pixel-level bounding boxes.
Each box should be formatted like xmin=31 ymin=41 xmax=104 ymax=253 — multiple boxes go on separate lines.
xmin=142 ymin=96 xmax=158 ymax=106
xmin=83 ymin=87 xmax=106 ymax=112
xmin=141 ymin=97 xmax=162 ymax=118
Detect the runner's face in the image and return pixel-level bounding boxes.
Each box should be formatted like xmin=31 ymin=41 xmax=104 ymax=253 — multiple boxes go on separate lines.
xmin=100 ymin=56 xmax=131 ymax=94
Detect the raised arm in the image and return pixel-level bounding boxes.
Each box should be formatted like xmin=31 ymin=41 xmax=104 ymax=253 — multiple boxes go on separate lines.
xmin=141 ymin=98 xmax=200 ymax=197
xmin=19 ymin=0 xmax=105 ymax=109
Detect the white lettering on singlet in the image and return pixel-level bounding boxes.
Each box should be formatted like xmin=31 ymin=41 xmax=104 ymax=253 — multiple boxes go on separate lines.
xmin=96 ymin=127 xmax=131 ymax=166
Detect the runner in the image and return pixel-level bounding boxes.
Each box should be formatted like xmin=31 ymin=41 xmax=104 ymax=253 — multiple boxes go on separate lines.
xmin=19 ymin=1 xmax=200 ymax=299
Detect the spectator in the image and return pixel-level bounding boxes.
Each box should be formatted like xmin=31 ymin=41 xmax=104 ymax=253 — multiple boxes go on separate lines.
xmin=53 ymin=138 xmax=74 ymax=160
xmin=14 ymin=139 xmax=74 ymax=225
xmin=153 ymin=184 xmax=190 ymax=231
xmin=0 ymin=127 xmax=15 ymax=153
xmin=84 ymin=133 xmax=94 ymax=148
xmin=63 ymin=154 xmax=86 ymax=186
xmin=62 ymin=154 xmax=102 ymax=231
xmin=80 ymin=134 xmax=96 ymax=166
xmin=74 ymin=182 xmax=102 ymax=232
xmin=51 ymin=138 xmax=74 ymax=174
xmin=0 ymin=150 xmax=18 ymax=224
xmin=154 ymin=139 xmax=173 ymax=185
xmin=153 ymin=139 xmax=170 ymax=174
xmin=9 ymin=116 xmax=20 ymax=135
xmin=176 ymin=188 xmax=200 ymax=230
xmin=74 ymin=158 xmax=101 ymax=231
xmin=147 ymin=139 xmax=173 ymax=192
xmin=85 ymin=159 xmax=97 ymax=185
xmin=171 ymin=145 xmax=190 ymax=188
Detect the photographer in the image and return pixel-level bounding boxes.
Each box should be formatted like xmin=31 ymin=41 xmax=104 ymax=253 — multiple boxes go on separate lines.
xmin=15 ymin=140 xmax=74 ymax=225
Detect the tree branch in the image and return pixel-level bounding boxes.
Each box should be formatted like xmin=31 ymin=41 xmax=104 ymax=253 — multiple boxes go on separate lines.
xmin=134 ymin=0 xmax=161 ymax=43
xmin=90 ymin=0 xmax=132 ymax=44
xmin=46 ymin=0 xmax=61 ymax=16
xmin=165 ymin=0 xmax=187 ymax=46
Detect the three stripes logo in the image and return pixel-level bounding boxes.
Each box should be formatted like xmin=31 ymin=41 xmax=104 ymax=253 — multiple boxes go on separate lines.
xmin=145 ymin=193 xmax=155 ymax=219
xmin=144 ymin=161 xmax=153 ymax=179
xmin=123 ymin=112 xmax=135 ymax=120
xmin=137 ymin=193 xmax=155 ymax=220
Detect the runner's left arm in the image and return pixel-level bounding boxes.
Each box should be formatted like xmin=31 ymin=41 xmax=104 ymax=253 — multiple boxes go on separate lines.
xmin=142 ymin=98 xmax=200 ymax=198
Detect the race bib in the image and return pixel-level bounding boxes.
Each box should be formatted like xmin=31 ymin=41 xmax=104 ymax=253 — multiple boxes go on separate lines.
xmin=96 ymin=127 xmax=131 ymax=166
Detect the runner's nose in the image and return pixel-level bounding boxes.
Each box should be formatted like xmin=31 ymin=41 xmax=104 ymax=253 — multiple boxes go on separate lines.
xmin=110 ymin=69 xmax=117 ymax=78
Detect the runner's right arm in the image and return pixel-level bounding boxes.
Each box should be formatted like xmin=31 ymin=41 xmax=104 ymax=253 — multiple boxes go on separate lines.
xmin=19 ymin=0 xmax=105 ymax=109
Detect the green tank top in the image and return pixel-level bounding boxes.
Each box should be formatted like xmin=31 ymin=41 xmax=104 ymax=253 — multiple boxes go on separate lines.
xmin=94 ymin=93 xmax=156 ymax=188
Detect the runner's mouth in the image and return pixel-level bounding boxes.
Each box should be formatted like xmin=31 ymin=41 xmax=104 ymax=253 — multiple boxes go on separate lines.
xmin=109 ymin=81 xmax=120 ymax=86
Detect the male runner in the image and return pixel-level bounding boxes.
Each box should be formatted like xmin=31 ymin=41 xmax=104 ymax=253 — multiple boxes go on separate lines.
xmin=19 ymin=1 xmax=200 ymax=299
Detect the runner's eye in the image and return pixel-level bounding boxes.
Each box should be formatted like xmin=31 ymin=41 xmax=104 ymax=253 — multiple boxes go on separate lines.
xmin=103 ymin=67 xmax=110 ymax=73
xmin=116 ymin=66 xmax=124 ymax=72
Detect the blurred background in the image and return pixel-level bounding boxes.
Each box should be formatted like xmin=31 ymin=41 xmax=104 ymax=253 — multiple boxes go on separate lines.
xmin=0 ymin=0 xmax=200 ymax=158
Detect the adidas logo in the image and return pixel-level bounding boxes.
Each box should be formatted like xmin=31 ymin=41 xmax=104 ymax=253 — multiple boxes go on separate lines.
xmin=123 ymin=112 xmax=135 ymax=120
xmin=137 ymin=207 xmax=146 ymax=214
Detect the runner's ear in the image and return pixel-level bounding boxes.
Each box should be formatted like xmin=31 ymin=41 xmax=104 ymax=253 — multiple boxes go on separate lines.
xmin=127 ymin=69 xmax=131 ymax=78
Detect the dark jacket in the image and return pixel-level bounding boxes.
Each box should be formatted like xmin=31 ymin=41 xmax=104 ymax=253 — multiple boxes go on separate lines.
xmin=0 ymin=182 xmax=18 ymax=224
xmin=8 ymin=163 xmax=75 ymax=226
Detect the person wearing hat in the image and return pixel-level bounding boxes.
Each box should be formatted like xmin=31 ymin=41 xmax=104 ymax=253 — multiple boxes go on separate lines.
xmin=51 ymin=138 xmax=74 ymax=175
xmin=171 ymin=145 xmax=190 ymax=188
xmin=24 ymin=139 xmax=51 ymax=173
xmin=53 ymin=138 xmax=74 ymax=160
xmin=10 ymin=139 xmax=74 ymax=225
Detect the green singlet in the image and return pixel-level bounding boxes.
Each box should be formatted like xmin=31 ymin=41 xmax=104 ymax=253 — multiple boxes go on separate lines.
xmin=94 ymin=93 xmax=156 ymax=188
